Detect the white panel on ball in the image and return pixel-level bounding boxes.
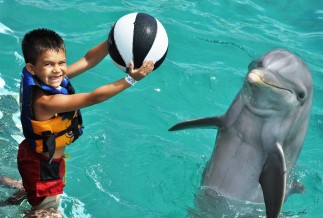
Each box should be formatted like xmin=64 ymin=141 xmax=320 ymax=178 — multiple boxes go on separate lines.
xmin=144 ymin=19 xmax=169 ymax=62
xmin=113 ymin=12 xmax=137 ymax=68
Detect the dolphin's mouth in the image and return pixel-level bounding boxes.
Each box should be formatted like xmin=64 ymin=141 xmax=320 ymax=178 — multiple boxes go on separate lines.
xmin=248 ymin=70 xmax=292 ymax=93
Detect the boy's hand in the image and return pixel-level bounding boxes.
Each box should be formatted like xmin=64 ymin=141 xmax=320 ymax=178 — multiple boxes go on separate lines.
xmin=128 ymin=60 xmax=154 ymax=81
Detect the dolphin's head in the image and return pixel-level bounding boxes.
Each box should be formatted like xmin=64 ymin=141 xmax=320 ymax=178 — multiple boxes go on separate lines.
xmin=242 ymin=49 xmax=312 ymax=117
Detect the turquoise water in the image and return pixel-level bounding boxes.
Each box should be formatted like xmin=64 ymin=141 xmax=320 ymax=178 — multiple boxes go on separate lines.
xmin=1 ymin=0 xmax=323 ymax=217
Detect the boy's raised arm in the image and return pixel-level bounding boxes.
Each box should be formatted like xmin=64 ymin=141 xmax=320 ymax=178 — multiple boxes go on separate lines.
xmin=67 ymin=40 xmax=109 ymax=79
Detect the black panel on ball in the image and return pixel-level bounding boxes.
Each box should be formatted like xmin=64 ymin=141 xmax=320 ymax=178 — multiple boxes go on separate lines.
xmin=133 ymin=13 xmax=157 ymax=69
xmin=108 ymin=25 xmax=126 ymax=69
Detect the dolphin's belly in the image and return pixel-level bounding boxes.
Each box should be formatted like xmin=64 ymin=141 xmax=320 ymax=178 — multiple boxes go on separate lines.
xmin=202 ymin=130 xmax=265 ymax=203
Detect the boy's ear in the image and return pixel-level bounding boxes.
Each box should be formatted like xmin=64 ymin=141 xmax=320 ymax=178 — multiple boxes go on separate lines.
xmin=25 ymin=63 xmax=35 ymax=75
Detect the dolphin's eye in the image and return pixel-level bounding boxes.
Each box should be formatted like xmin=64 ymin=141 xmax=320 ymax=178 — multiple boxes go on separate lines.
xmin=298 ymin=92 xmax=305 ymax=100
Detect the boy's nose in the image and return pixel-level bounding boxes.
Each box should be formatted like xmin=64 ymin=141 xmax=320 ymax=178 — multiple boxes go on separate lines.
xmin=53 ymin=65 xmax=61 ymax=73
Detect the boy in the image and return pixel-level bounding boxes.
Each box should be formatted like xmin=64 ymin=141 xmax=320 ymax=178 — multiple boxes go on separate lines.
xmin=16 ymin=28 xmax=154 ymax=213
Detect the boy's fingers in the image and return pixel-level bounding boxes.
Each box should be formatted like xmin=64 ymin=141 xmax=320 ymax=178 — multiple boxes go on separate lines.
xmin=128 ymin=62 xmax=134 ymax=72
xmin=143 ymin=60 xmax=154 ymax=72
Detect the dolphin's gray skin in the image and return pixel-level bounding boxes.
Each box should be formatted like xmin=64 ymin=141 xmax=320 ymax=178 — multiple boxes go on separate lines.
xmin=169 ymin=49 xmax=312 ymax=218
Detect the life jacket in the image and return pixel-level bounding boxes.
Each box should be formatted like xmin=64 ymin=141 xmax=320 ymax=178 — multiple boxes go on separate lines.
xmin=20 ymin=67 xmax=83 ymax=162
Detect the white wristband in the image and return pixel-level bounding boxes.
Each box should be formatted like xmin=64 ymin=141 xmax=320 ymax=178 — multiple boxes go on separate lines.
xmin=125 ymin=75 xmax=137 ymax=86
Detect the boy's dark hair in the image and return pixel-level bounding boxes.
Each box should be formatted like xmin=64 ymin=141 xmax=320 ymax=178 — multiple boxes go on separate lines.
xmin=22 ymin=28 xmax=65 ymax=64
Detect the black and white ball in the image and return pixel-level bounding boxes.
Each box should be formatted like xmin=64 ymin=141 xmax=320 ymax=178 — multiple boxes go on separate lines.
xmin=108 ymin=12 xmax=168 ymax=72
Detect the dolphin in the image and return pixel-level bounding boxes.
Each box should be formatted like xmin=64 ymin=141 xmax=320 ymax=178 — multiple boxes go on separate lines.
xmin=169 ymin=49 xmax=312 ymax=218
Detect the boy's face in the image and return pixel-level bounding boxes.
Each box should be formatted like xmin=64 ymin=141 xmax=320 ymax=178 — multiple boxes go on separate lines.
xmin=27 ymin=49 xmax=67 ymax=88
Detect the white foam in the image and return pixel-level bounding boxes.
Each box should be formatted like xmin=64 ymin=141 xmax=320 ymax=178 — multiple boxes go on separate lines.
xmin=0 ymin=75 xmax=18 ymax=96
xmin=86 ymin=166 xmax=121 ymax=203
xmin=0 ymin=77 xmax=5 ymax=88
xmin=12 ymin=110 xmax=22 ymax=129
xmin=0 ymin=22 xmax=14 ymax=35
xmin=60 ymin=193 xmax=91 ymax=218
xmin=11 ymin=135 xmax=24 ymax=144
xmin=0 ymin=22 xmax=19 ymax=42
xmin=0 ymin=76 xmax=22 ymax=137
xmin=14 ymin=51 xmax=24 ymax=65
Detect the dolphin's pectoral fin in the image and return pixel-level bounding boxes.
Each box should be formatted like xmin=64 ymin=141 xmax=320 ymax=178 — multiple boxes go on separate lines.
xmin=287 ymin=180 xmax=305 ymax=196
xmin=168 ymin=116 xmax=224 ymax=131
xmin=259 ymin=142 xmax=286 ymax=218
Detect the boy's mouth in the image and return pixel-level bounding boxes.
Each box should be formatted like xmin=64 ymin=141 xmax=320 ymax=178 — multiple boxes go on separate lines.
xmin=49 ymin=75 xmax=62 ymax=83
